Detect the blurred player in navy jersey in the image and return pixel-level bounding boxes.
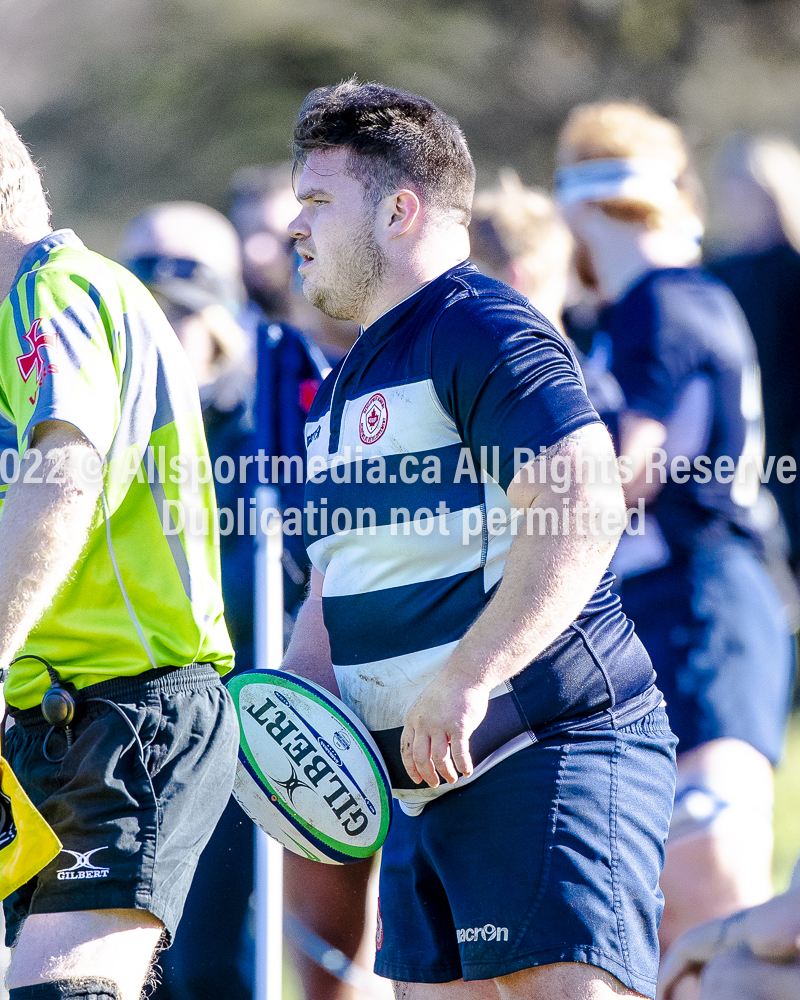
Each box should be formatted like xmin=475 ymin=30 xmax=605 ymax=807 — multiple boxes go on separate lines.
xmin=118 ymin=201 xmax=329 ymax=1000
xmin=555 ymin=103 xmax=795 ymax=986
xmin=707 ymin=135 xmax=800 ymax=574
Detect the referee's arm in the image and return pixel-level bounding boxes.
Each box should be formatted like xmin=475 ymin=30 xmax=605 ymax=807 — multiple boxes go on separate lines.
xmin=401 ymin=420 xmax=626 ymax=789
xmin=0 ymin=420 xmax=101 ymax=671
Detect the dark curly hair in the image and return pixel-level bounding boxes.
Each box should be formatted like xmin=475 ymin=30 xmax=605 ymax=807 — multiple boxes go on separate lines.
xmin=293 ymin=79 xmax=475 ymax=226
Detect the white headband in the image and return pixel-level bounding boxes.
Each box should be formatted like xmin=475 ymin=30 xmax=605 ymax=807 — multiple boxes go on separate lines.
xmin=554 ymin=157 xmax=680 ymax=210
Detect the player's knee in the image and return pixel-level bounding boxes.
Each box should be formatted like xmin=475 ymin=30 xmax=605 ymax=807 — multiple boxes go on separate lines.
xmin=9 ymin=979 xmax=120 ymax=1000
xmin=668 ymin=764 xmax=773 ymax=849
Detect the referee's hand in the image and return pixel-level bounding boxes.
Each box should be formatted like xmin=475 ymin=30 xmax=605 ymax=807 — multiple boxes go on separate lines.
xmin=400 ymin=670 xmax=490 ymax=787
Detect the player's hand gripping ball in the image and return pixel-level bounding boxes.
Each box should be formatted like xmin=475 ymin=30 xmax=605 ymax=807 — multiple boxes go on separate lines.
xmin=228 ymin=670 xmax=392 ymax=864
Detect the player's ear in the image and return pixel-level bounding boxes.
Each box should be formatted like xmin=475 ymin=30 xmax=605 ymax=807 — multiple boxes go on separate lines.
xmin=383 ymin=190 xmax=420 ymax=239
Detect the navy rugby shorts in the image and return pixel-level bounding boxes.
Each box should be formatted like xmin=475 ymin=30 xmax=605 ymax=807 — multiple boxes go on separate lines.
xmin=375 ymin=705 xmax=677 ymax=998
xmin=620 ymin=538 xmax=794 ymax=763
xmin=3 ymin=663 xmax=238 ymax=946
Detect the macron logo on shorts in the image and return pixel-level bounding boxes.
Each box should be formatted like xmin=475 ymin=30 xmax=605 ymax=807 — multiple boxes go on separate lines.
xmin=56 ymin=847 xmax=110 ymax=881
xmin=456 ymin=924 xmax=509 ymax=944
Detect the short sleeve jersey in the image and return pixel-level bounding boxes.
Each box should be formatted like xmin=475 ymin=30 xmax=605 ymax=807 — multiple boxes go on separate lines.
xmin=302 ymin=263 xmax=658 ymax=809
xmin=600 ymin=267 xmax=763 ymax=548
xmin=0 ymin=231 xmax=234 ymax=709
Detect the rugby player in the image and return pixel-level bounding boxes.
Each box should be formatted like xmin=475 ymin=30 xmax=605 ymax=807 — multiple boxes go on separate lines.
xmin=281 ymin=80 xmax=677 ymax=1000
xmin=554 ymin=103 xmax=794 ymax=966
xmin=0 ymin=114 xmax=238 ymax=1000
xmin=708 ymin=134 xmax=800 ymax=572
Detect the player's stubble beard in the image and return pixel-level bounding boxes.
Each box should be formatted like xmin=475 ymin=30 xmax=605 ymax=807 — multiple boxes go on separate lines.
xmin=300 ymin=208 xmax=389 ymax=323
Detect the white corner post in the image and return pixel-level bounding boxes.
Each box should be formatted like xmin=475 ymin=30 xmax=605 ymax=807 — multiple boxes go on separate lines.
xmin=254 ymin=485 xmax=284 ymax=1000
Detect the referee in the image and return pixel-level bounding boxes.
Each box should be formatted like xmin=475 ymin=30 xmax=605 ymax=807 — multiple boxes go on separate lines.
xmin=0 ymin=113 xmax=238 ymax=1000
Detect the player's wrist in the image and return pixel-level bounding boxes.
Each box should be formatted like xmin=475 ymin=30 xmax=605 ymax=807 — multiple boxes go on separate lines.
xmin=440 ymin=655 xmax=494 ymax=693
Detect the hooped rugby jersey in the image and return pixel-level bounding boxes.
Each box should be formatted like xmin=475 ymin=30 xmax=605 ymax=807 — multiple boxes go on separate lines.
xmin=0 ymin=230 xmax=234 ymax=709
xmin=303 ymin=263 xmax=659 ymax=811
xmin=600 ymin=267 xmax=765 ymax=571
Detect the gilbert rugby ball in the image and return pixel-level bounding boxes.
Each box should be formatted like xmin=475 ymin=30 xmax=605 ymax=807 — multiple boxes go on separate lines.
xmin=228 ymin=670 xmax=393 ymax=864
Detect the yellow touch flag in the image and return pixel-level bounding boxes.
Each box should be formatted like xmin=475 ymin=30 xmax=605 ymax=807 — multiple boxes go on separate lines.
xmin=0 ymin=756 xmax=61 ymax=899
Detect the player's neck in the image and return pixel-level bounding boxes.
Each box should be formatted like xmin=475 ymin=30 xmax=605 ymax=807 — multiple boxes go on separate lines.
xmin=0 ymin=227 xmax=52 ymax=302
xmin=361 ymin=226 xmax=469 ymax=329
xmin=590 ymin=224 xmax=700 ymax=304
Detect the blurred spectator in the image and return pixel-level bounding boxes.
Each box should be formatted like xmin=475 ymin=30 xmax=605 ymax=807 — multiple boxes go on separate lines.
xmin=707 ymin=135 xmax=800 ymax=571
xmin=556 ymin=103 xmax=795 ymax=980
xmin=118 ymin=200 xmax=328 ymax=1000
xmin=469 ymin=169 xmax=624 ymax=432
xmin=229 ymin=163 xmax=358 ymax=361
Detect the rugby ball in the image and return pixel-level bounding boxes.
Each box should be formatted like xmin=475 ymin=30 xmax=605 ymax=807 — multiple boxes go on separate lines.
xmin=228 ymin=670 xmax=393 ymax=864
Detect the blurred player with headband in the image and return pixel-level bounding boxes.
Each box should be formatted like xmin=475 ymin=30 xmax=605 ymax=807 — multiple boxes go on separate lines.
xmin=555 ymin=102 xmax=794 ymax=988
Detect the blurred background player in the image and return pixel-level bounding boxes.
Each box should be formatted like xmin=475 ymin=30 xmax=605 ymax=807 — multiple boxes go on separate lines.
xmin=468 ymin=169 xmax=572 ymax=330
xmin=554 ymin=102 xmax=795 ymax=989
xmin=119 ymin=198 xmax=387 ymax=1000
xmin=229 ymin=164 xmax=358 ymax=363
xmin=706 ymin=135 xmax=800 ymax=578
xmin=118 ymin=202 xmax=261 ymax=1000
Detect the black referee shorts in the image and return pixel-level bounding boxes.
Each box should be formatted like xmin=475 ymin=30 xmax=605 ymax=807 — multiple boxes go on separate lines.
xmin=3 ymin=663 xmax=239 ymax=946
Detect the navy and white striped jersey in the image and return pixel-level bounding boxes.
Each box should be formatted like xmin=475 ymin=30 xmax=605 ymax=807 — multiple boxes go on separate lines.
xmin=303 ymin=263 xmax=659 ymax=811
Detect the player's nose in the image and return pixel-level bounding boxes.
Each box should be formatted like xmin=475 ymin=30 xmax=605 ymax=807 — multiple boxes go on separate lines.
xmin=288 ymin=209 xmax=309 ymax=241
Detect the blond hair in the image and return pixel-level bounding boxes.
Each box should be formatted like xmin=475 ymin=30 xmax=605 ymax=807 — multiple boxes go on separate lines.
xmin=0 ymin=110 xmax=50 ymax=234
xmin=557 ymin=102 xmax=701 ymax=231
xmin=470 ymin=170 xmax=572 ymax=298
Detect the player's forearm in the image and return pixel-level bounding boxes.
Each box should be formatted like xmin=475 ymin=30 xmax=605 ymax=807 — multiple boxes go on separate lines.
xmin=618 ymin=410 xmax=666 ymax=506
xmin=445 ymin=428 xmax=625 ymax=691
xmin=280 ymin=570 xmax=340 ymax=695
xmin=0 ymin=431 xmax=101 ymax=667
